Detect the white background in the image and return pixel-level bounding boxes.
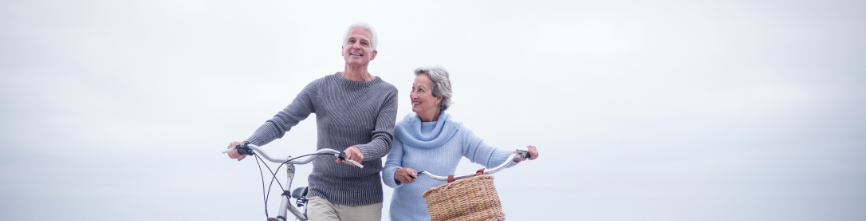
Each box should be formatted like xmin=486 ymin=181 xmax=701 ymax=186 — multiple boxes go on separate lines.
xmin=1 ymin=0 xmax=864 ymax=220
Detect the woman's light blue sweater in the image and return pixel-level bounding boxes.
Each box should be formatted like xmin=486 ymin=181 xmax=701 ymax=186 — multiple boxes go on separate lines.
xmin=382 ymin=112 xmax=516 ymax=221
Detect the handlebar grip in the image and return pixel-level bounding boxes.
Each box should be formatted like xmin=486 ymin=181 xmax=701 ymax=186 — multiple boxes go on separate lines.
xmin=235 ymin=144 xmax=254 ymax=155
xmin=237 ymin=148 xmax=253 ymax=155
xmin=336 ymin=152 xmax=365 ymax=168
xmin=345 ymin=159 xmax=364 ymax=168
xmin=515 ymin=147 xmax=531 ymax=159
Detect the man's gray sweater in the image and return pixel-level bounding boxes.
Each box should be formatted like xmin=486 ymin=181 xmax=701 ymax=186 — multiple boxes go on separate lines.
xmin=247 ymin=72 xmax=398 ymax=205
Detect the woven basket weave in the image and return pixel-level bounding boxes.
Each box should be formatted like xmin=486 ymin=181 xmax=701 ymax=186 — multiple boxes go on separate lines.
xmin=421 ymin=175 xmax=505 ymax=221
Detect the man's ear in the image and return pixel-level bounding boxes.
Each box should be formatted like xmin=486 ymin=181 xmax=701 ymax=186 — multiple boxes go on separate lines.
xmin=370 ymin=50 xmax=377 ymax=61
xmin=341 ymin=46 xmax=345 ymax=56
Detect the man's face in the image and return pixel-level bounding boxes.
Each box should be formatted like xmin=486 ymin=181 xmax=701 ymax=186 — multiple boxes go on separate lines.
xmin=342 ymin=27 xmax=377 ymax=67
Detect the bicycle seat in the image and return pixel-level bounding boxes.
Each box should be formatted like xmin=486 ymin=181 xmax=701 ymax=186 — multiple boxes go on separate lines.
xmin=291 ymin=186 xmax=308 ymax=199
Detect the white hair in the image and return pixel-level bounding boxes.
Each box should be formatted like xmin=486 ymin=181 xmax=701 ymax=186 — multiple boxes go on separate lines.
xmin=414 ymin=67 xmax=452 ymax=111
xmin=343 ymin=23 xmax=378 ymax=51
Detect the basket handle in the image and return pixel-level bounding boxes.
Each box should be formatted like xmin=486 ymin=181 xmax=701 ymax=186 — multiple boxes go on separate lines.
xmin=447 ymin=168 xmax=485 ymax=183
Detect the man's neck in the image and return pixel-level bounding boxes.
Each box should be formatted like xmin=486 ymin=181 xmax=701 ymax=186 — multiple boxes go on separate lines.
xmin=341 ymin=65 xmax=374 ymax=82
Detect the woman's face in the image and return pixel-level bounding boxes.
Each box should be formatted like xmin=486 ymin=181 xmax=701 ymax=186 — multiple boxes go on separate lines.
xmin=410 ymin=74 xmax=442 ymax=115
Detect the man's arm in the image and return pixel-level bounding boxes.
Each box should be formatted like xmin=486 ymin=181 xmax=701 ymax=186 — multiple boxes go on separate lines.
xmin=246 ymin=81 xmax=318 ymax=146
xmin=353 ymin=88 xmax=398 ymax=161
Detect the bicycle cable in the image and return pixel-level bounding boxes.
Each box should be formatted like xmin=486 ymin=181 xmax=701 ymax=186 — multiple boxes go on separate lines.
xmin=262 ymin=153 xmax=333 ymax=207
xmin=251 ymin=152 xmax=336 ymax=219
xmin=253 ymin=154 xmax=271 ymax=219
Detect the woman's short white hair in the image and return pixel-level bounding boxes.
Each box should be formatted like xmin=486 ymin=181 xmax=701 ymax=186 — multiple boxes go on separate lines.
xmin=343 ymin=23 xmax=378 ymax=51
xmin=415 ymin=67 xmax=452 ymax=111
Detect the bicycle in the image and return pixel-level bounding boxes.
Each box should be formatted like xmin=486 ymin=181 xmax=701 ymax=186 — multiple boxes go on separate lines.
xmin=223 ymin=143 xmax=363 ymax=221
xmin=417 ymin=147 xmax=531 ymax=181
xmin=417 ymin=147 xmax=532 ymax=221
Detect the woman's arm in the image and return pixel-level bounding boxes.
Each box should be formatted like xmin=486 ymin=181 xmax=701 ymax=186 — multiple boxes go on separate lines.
xmin=460 ymin=126 xmax=522 ymax=169
xmin=382 ymin=138 xmax=405 ymax=188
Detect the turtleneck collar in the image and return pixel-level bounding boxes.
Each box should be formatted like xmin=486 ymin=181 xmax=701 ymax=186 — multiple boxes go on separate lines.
xmin=394 ymin=112 xmax=461 ymax=148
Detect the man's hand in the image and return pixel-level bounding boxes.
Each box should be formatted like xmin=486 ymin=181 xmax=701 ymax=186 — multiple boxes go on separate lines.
xmin=227 ymin=141 xmax=247 ymax=161
xmin=337 ymin=146 xmax=364 ymax=167
xmin=513 ymin=145 xmax=539 ymax=162
xmin=395 ymin=167 xmax=418 ymax=184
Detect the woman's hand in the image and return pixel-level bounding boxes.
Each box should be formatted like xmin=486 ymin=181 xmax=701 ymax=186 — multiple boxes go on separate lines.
xmin=227 ymin=141 xmax=247 ymax=161
xmin=394 ymin=167 xmax=418 ymax=184
xmin=513 ymin=145 xmax=539 ymax=162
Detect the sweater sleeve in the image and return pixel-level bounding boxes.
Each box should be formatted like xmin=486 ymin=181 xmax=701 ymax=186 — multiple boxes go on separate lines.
xmin=382 ymin=138 xmax=405 ymax=188
xmin=246 ymin=81 xmax=317 ymax=146
xmin=355 ymin=87 xmax=398 ymax=161
xmin=460 ymin=126 xmax=519 ymax=169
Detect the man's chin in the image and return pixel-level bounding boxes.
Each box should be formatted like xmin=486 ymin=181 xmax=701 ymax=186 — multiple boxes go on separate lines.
xmin=345 ymin=60 xmax=370 ymax=67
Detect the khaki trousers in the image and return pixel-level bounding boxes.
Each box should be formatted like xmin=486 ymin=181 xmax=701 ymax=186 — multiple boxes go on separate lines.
xmin=306 ymin=196 xmax=383 ymax=221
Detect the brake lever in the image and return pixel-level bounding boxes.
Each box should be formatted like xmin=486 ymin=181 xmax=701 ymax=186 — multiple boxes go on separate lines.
xmin=515 ymin=146 xmax=531 ymax=159
xmin=336 ymin=152 xmax=364 ymax=168
xmin=221 ymin=144 xmax=254 ymax=155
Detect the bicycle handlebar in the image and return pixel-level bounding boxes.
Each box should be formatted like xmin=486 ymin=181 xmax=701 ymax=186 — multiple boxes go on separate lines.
xmin=418 ymin=147 xmax=531 ymax=181
xmin=222 ymin=144 xmax=364 ymax=168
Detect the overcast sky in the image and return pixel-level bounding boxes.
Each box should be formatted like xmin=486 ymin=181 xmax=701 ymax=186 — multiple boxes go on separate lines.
xmin=1 ymin=0 xmax=864 ymax=220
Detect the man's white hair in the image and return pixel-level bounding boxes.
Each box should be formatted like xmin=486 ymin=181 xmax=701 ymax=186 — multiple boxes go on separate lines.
xmin=343 ymin=23 xmax=378 ymax=51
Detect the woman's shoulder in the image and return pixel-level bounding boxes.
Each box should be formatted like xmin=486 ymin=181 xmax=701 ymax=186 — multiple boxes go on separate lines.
xmin=445 ymin=114 xmax=479 ymax=138
xmin=397 ymin=113 xmax=420 ymax=127
xmin=394 ymin=113 xmax=419 ymax=138
xmin=441 ymin=113 xmax=464 ymax=129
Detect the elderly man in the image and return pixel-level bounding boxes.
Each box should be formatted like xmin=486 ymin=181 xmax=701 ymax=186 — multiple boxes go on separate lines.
xmin=227 ymin=23 xmax=398 ymax=221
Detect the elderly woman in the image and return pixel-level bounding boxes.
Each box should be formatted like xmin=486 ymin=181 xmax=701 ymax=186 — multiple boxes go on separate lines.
xmin=382 ymin=67 xmax=539 ymax=221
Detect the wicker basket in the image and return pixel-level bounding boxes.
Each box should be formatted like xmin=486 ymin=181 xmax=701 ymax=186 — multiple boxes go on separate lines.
xmin=421 ymin=175 xmax=505 ymax=221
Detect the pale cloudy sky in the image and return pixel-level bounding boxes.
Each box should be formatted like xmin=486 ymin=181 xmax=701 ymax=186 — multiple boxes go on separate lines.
xmin=1 ymin=0 xmax=864 ymax=220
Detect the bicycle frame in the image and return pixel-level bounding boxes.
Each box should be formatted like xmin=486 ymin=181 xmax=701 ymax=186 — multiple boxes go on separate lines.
xmin=224 ymin=144 xmax=362 ymax=221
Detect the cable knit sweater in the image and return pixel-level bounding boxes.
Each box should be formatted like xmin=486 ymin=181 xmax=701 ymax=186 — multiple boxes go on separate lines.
xmin=247 ymin=72 xmax=398 ymax=206
xmin=382 ymin=112 xmax=516 ymax=221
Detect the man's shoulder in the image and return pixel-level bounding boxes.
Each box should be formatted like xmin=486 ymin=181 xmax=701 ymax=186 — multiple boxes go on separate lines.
xmin=373 ymin=77 xmax=399 ymax=92
xmin=317 ymin=72 xmax=341 ymax=83
xmin=304 ymin=73 xmax=342 ymax=87
xmin=298 ymin=73 xmax=338 ymax=93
